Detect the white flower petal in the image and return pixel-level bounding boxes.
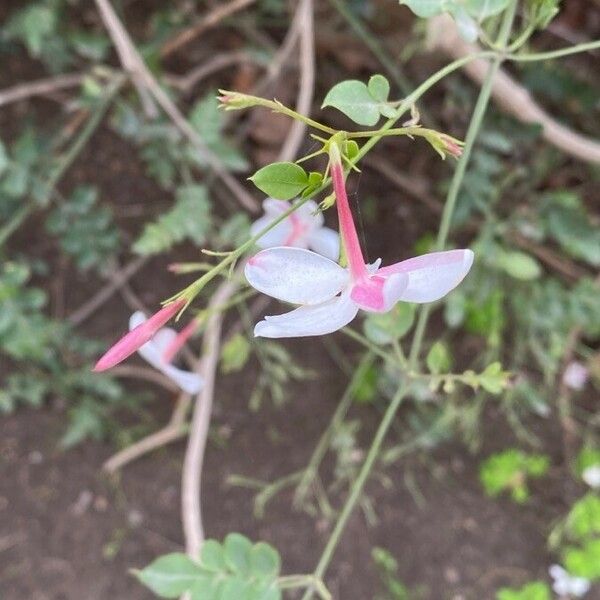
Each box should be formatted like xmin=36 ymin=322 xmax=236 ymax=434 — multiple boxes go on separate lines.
xmin=254 ymin=292 xmax=359 ymax=338
xmin=381 ymin=273 xmax=409 ymax=311
xmin=250 ymin=214 xmax=293 ymax=248
xmin=308 ymin=226 xmax=340 ymax=261
xmin=296 ymin=199 xmax=324 ymax=228
xmin=128 ymin=312 xmax=203 ymax=394
xmin=161 ymin=364 xmax=204 ymax=394
xmin=582 ymin=465 xmax=600 ymax=489
xmin=263 ymin=198 xmax=290 ymax=216
xmin=379 ymin=249 xmax=474 ymax=303
xmin=245 ymin=247 xmax=349 ymax=305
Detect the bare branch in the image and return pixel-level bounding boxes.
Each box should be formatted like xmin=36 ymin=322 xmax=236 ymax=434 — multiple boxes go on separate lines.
xmin=428 ymin=15 xmax=600 ymax=165
xmin=0 ymin=74 xmax=84 ymax=108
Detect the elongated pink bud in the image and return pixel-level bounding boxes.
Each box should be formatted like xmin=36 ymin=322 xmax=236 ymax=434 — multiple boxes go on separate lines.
xmin=329 ymin=142 xmax=368 ymax=280
xmin=93 ymin=299 xmax=186 ymax=372
xmin=162 ymin=318 xmax=200 ymax=364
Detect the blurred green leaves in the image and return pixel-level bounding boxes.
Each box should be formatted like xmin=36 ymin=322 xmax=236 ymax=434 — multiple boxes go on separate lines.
xmin=134 ymin=185 xmax=211 ymax=255
xmin=136 ymin=534 xmax=282 ymax=599
xmin=479 ymin=448 xmax=550 ymax=503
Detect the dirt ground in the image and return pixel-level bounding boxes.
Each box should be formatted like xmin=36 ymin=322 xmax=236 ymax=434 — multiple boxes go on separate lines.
xmin=0 ymin=361 xmax=574 ymax=600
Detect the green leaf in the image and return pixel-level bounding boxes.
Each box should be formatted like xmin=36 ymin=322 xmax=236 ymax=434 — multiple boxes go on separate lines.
xmin=399 ymin=0 xmax=446 ymax=19
xmin=322 ymin=80 xmax=381 ymax=127
xmin=223 ymin=533 xmax=253 ymax=576
xmin=367 ymin=74 xmax=390 ymax=103
xmin=566 ymin=493 xmax=600 ymax=540
xmin=465 ymin=0 xmax=511 ymax=20
xmin=249 ymin=162 xmax=308 ymax=200
xmin=135 ymin=553 xmax=204 ymax=598
xmin=189 ymin=92 xmax=248 ymax=172
xmin=134 ymin=185 xmax=211 ymax=255
xmin=363 ymin=303 xmax=416 ymax=345
xmin=220 ymin=334 xmax=251 ymax=374
xmin=479 ymin=449 xmax=549 ymax=503
xmin=496 ymin=250 xmax=541 ymax=280
xmin=478 ymin=362 xmax=510 ymax=395
xmin=541 ymin=192 xmax=600 ymax=267
xmin=449 ymin=5 xmax=478 ymax=42
xmin=189 ymin=575 xmax=224 ymax=600
xmin=496 ymin=581 xmax=551 ymax=600
xmin=426 ymin=341 xmax=452 ymax=375
xmin=563 ymin=538 xmax=600 ymax=579
xmin=250 ymin=542 xmax=281 ymax=579
xmin=200 ymin=540 xmax=227 ymax=572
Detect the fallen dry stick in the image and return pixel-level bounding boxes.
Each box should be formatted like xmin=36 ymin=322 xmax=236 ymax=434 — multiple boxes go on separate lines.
xmin=428 ymin=15 xmax=600 ymax=164
xmin=0 ymin=73 xmax=85 ymax=107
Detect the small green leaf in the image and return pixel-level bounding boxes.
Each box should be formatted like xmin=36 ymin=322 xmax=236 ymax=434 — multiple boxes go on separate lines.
xmin=367 ymin=74 xmax=390 ymax=103
xmin=135 ymin=553 xmax=204 ymax=598
xmin=322 ymin=80 xmax=381 ymax=126
xmin=497 ymin=251 xmax=542 ymax=280
xmin=479 ymin=362 xmax=510 ymax=394
xmin=426 ymin=341 xmax=452 ymax=375
xmin=302 ymin=171 xmax=324 ymax=197
xmin=189 ymin=575 xmax=224 ymax=600
xmin=363 ymin=303 xmax=416 ymax=345
xmin=249 ymin=162 xmax=309 ymax=200
xmin=223 ymin=533 xmax=253 ymax=576
xmin=399 ymin=0 xmax=445 ymax=18
xmin=200 ymin=540 xmax=226 ymax=572
xmin=496 ymin=581 xmax=551 ymax=600
xmin=250 ymin=542 xmax=281 ymax=579
xmin=220 ymin=334 xmax=251 ymax=374
xmin=563 ymin=538 xmax=600 ymax=579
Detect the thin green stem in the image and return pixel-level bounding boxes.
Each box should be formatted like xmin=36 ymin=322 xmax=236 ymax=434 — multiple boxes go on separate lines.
xmin=409 ymin=1 xmax=518 ymax=367
xmin=293 ymin=352 xmax=375 ymax=507
xmin=300 ymin=383 xmax=409 ymax=600
xmin=506 ymin=38 xmax=600 ymax=61
xmin=300 ymin=6 xmax=519 ymax=599
xmin=347 ymin=126 xmax=445 ymax=139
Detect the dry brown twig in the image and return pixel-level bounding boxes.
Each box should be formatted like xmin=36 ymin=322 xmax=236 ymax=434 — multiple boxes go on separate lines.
xmin=94 ymin=0 xmax=259 ymax=213
xmin=68 ymin=256 xmax=147 ymax=326
xmin=103 ymin=393 xmax=192 ymax=474
xmin=161 ymin=0 xmax=257 ymax=59
xmin=428 ymin=15 xmax=600 ymax=164
xmin=0 ymin=73 xmax=85 ymax=108
xmin=164 ymin=51 xmax=258 ymax=96
xmin=181 ymin=0 xmax=316 ymax=555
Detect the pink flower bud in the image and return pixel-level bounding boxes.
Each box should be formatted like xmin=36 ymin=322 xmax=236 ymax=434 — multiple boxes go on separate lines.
xmin=93 ymin=299 xmax=185 ymax=372
xmin=162 ymin=318 xmax=200 ymax=364
xmin=440 ymin=135 xmax=463 ymax=158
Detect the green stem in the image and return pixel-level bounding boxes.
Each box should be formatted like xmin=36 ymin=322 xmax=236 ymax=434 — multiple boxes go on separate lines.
xmin=300 ymin=383 xmax=409 ymax=600
xmin=409 ymin=1 xmax=518 ymax=367
xmin=293 ymin=352 xmax=375 ymax=507
xmin=506 ymin=38 xmax=600 ymax=61
xmin=300 ymin=6 xmax=519 ymax=599
xmin=347 ymin=126 xmax=446 ymax=140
